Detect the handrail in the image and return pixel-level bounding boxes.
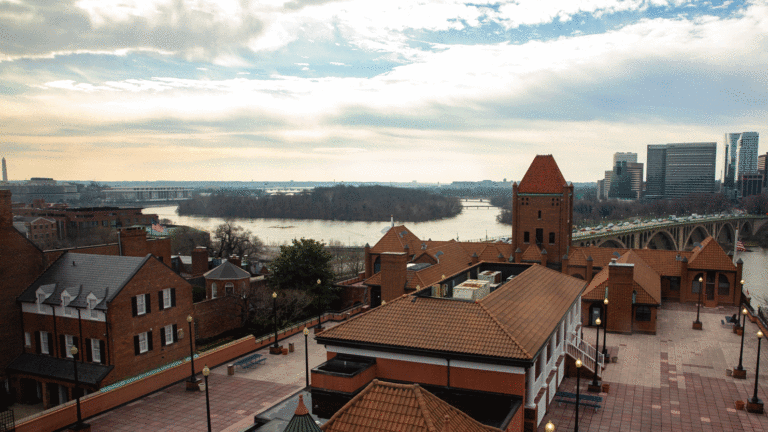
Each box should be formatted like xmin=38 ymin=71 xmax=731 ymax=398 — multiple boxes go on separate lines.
xmin=566 ymin=330 xmax=603 ymax=376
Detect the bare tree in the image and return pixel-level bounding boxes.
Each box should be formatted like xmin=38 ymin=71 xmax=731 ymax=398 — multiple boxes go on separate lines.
xmin=210 ymin=221 xmax=263 ymax=258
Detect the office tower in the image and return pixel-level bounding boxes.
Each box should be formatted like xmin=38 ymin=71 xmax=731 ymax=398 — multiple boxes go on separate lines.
xmin=759 ymin=153 xmax=768 ymax=188
xmin=603 ymin=170 xmax=612 ymax=199
xmin=613 ymin=152 xmax=637 ymax=165
xmin=722 ymin=133 xmax=740 ymax=188
xmin=646 ymin=143 xmax=716 ymax=199
xmin=1 ymin=157 xmax=6 ymax=183
xmin=735 ymin=132 xmax=759 ymax=178
xmin=607 ymin=161 xmax=644 ymax=200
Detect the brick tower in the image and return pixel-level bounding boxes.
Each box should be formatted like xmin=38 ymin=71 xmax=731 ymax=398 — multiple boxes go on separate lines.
xmin=511 ymin=155 xmax=574 ymax=267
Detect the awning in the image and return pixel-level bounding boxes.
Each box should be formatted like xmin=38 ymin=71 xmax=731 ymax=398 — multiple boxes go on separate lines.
xmin=7 ymin=353 xmax=114 ymax=387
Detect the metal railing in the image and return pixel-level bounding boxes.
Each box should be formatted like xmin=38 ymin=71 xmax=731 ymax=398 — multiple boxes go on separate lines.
xmin=0 ymin=410 xmax=14 ymax=432
xmin=565 ymin=330 xmax=603 ymax=377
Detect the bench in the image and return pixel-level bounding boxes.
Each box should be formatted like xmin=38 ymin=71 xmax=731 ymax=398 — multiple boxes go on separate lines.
xmin=555 ymin=391 xmax=602 ymax=411
xmin=722 ymin=319 xmax=736 ymax=327
xmin=725 ymin=315 xmax=737 ymax=324
xmin=233 ymin=353 xmax=266 ymax=369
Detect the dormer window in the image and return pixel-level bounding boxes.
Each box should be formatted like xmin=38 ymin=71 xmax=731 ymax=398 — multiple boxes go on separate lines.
xmin=88 ymin=297 xmax=98 ymax=318
xmin=62 ymin=292 xmax=72 ymax=316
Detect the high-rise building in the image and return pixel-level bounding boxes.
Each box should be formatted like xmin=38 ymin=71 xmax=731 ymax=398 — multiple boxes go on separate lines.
xmin=646 ymin=143 xmax=716 ymax=199
xmin=613 ymin=152 xmax=638 ymax=165
xmin=722 ymin=133 xmax=741 ymax=188
xmin=723 ymin=132 xmax=759 ymax=197
xmin=735 ymin=132 xmax=759 ymax=178
xmin=759 ymin=153 xmax=768 ymax=188
xmin=607 ymin=161 xmax=644 ymax=200
xmin=1 ymin=157 xmax=6 ymax=183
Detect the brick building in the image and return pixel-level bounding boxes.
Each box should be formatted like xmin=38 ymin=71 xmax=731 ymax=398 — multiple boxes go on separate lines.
xmin=12 ymin=216 xmax=58 ymax=245
xmin=192 ymin=258 xmax=253 ymax=340
xmin=9 ymin=252 xmax=193 ymax=409
xmin=13 ymin=202 xmax=158 ymax=239
xmin=313 ymin=264 xmax=586 ymax=431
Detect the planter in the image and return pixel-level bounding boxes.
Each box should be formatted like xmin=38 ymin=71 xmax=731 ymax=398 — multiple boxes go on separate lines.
xmin=282 ymin=348 xmax=288 ymax=355
xmin=611 ymin=356 xmax=618 ymax=364
xmin=726 ymin=369 xmax=733 ymax=376
xmin=289 ymin=343 xmax=295 ymax=353
xmin=735 ymin=400 xmax=745 ymax=411
xmin=601 ymin=383 xmax=610 ymax=393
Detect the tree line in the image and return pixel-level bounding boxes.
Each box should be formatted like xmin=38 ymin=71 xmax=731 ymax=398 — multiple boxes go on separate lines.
xmin=178 ymin=185 xmax=462 ymax=222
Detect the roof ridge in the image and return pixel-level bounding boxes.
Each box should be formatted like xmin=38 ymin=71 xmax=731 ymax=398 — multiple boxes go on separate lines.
xmin=413 ymin=385 xmax=438 ymax=432
xmin=321 ymin=380 xmax=378 ymax=428
xmin=474 ymin=300 xmax=532 ymax=359
xmin=317 ymin=295 xmax=410 ymax=338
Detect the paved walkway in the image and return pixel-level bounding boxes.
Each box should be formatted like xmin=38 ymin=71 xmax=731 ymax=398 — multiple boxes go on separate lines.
xmin=87 ymin=323 xmax=337 ymax=432
xmin=539 ymin=303 xmax=768 ymax=431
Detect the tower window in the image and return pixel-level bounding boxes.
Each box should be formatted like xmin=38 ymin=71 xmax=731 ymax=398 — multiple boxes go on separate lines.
xmin=549 ymin=232 xmax=555 ymax=244
xmin=524 ymin=232 xmax=530 ymax=243
xmin=537 ymin=210 xmax=542 ymax=219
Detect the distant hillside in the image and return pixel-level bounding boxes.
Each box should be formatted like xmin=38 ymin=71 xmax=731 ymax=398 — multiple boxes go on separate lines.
xmin=178 ymin=185 xmax=462 ymax=222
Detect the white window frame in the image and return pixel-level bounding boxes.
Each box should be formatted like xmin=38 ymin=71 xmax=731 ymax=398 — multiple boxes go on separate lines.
xmin=62 ymin=292 xmax=72 ymax=316
xmin=37 ymin=292 xmax=46 ymax=312
xmin=91 ymin=339 xmax=101 ymax=363
xmin=225 ymin=283 xmax=234 ymax=295
xmin=88 ymin=298 xmax=98 ymax=318
xmin=138 ymin=332 xmax=148 ymax=353
xmin=25 ymin=332 xmax=31 ymax=348
xmin=136 ymin=294 xmax=146 ymax=315
xmin=65 ymin=335 xmax=74 ymax=358
xmin=164 ymin=324 xmax=174 ymax=346
xmin=163 ymin=288 xmax=172 ymax=309
xmin=211 ymin=283 xmax=217 ymax=299
xmin=40 ymin=331 xmax=50 ymax=354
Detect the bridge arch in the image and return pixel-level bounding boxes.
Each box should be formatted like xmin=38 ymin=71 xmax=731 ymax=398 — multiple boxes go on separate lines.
xmin=715 ymin=222 xmax=735 ymax=248
xmin=740 ymin=221 xmax=753 ymax=236
xmin=643 ymin=230 xmax=678 ymax=250
xmin=597 ymin=238 xmax=627 ymax=248
xmin=683 ymin=225 xmax=710 ymax=251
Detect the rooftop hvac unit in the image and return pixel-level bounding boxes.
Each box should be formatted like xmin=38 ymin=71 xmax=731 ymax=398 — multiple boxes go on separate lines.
xmin=452 ymin=279 xmax=491 ymax=301
xmin=478 ymin=270 xmax=502 ymax=284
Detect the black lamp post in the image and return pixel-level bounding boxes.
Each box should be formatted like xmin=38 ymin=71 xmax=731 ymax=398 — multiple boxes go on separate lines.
xmin=602 ymin=298 xmax=609 ymax=358
xmin=271 ymin=291 xmax=280 ymax=354
xmin=748 ymin=330 xmax=764 ymax=414
xmin=693 ymin=276 xmax=703 ymax=330
xmin=589 ymin=317 xmax=601 ymax=391
xmin=186 ymin=314 xmax=198 ymax=389
xmin=575 ymin=358 xmax=582 ymax=432
xmin=304 ymin=327 xmax=310 ymax=387
xmin=70 ymin=346 xmax=86 ymax=430
xmin=736 ymin=306 xmax=749 ymax=378
xmin=316 ymin=279 xmax=324 ymax=331
xmin=203 ymin=365 xmax=212 ymax=432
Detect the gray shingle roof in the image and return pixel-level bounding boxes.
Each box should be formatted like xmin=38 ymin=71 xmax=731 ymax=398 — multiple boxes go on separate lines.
xmin=204 ymin=260 xmax=250 ymax=280
xmin=18 ymin=252 xmax=149 ymax=309
xmin=7 ymin=353 xmax=114 ymax=386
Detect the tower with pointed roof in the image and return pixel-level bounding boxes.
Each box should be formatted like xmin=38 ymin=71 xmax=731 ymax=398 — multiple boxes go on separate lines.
xmin=511 ymin=155 xmax=573 ymax=267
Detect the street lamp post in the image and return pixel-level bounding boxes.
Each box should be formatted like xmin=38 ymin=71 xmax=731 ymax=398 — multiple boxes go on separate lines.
xmin=693 ymin=276 xmax=703 ymax=330
xmin=304 ymin=327 xmax=310 ymax=387
xmin=70 ymin=346 xmax=87 ymax=430
xmin=270 ymin=292 xmax=282 ymax=354
xmin=747 ymin=331 xmax=764 ymax=414
xmin=203 ymin=365 xmax=212 ymax=432
xmin=589 ymin=317 xmax=602 ymax=392
xmin=186 ymin=315 xmax=199 ymax=390
xmin=575 ymin=358 xmax=582 ymax=432
xmin=316 ymin=279 xmax=324 ymax=332
xmin=545 ymin=420 xmax=555 ymax=432
xmin=602 ymin=298 xmax=609 ymax=358
xmin=735 ymin=306 xmax=749 ymax=379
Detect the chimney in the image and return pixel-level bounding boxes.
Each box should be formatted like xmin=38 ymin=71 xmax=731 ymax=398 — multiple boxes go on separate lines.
xmin=192 ymin=246 xmax=209 ymax=277
xmin=586 ymin=255 xmax=594 ymax=283
xmin=540 ymin=249 xmax=547 ymax=267
xmin=228 ymin=255 xmax=242 ymax=267
xmin=679 ymin=257 xmax=688 ymax=301
xmin=471 ymin=252 xmax=479 ymax=265
xmin=497 ymin=252 xmax=504 ymax=263
xmin=514 ymin=247 xmax=522 ymax=263
xmin=0 ymin=190 xmax=11 ymax=228
xmin=561 ymin=254 xmax=569 ymax=274
xmin=118 ymin=227 xmax=148 ymax=257
xmin=380 ymin=252 xmax=408 ymax=302
xmin=607 ymin=260 xmax=634 ymax=333
xmin=364 ymin=243 xmax=372 ymax=279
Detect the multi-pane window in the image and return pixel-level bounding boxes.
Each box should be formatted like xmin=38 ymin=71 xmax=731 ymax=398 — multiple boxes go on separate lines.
xmin=25 ymin=332 xmax=31 ymax=347
xmin=65 ymin=335 xmax=75 ymax=358
xmin=136 ymin=295 xmax=146 ymax=315
xmin=89 ymin=298 xmax=98 ymax=318
xmin=225 ymin=283 xmax=234 ymax=295
xmin=636 ymin=306 xmax=651 ymax=322
xmin=40 ymin=331 xmax=50 ymax=354
xmin=165 ymin=325 xmax=173 ymax=346
xmin=211 ymin=283 xmax=218 ymax=299
xmin=62 ymin=292 xmax=72 ymax=316
xmin=37 ymin=292 xmax=46 ymax=311
xmin=91 ymin=339 xmax=101 ymax=363
xmin=138 ymin=332 xmax=148 ymax=353
xmin=163 ymin=288 xmax=172 ymax=309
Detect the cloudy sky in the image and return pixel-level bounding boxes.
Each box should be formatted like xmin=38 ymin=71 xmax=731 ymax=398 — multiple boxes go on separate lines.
xmin=1 ymin=0 xmax=766 ymax=183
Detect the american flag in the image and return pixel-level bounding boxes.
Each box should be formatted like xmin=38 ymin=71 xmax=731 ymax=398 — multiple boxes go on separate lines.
xmin=151 ymin=223 xmax=165 ymax=233
xmin=736 ymin=240 xmax=746 ymax=252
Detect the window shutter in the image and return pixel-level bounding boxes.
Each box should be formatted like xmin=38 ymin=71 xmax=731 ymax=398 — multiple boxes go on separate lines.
xmin=134 ymin=335 xmax=140 ymax=355
xmin=173 ymin=324 xmax=178 ymax=343
xmin=160 ymin=329 xmax=166 ymax=347
xmin=171 ymin=288 xmax=176 ymax=307
xmin=35 ymin=331 xmax=41 ymax=354
xmin=145 ymin=294 xmax=151 ymax=313
xmin=86 ymin=339 xmax=93 ymax=362
xmin=147 ymin=331 xmax=153 ymax=351
xmin=99 ymin=340 xmax=106 ymax=364
xmin=132 ymin=296 xmax=138 ymax=317
xmin=47 ymin=333 xmax=54 ymax=355
xmin=158 ymin=291 xmax=164 ymax=311
xmin=59 ymin=335 xmax=65 ymax=358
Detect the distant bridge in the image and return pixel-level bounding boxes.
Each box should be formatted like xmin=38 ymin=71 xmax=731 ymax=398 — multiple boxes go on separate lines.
xmin=572 ymin=215 xmax=768 ymax=251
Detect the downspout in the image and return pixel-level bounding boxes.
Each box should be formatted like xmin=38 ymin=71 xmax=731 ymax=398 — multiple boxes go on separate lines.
xmin=117 ymin=230 xmax=123 ymax=256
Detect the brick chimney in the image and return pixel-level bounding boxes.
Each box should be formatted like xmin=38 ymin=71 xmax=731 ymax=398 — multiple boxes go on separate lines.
xmin=0 ymin=190 xmax=11 ymax=228
xmin=607 ymin=259 xmax=634 ymax=334
xmin=118 ymin=227 xmax=148 ymax=257
xmin=228 ymin=255 xmax=242 ymax=267
xmin=192 ymin=246 xmax=209 ymax=277
xmin=514 ymin=248 xmax=522 ymax=263
xmin=540 ymin=249 xmax=547 ymax=267
xmin=471 ymin=252 xmax=479 ymax=265
xmin=585 ymin=256 xmax=594 ymax=283
xmin=380 ymin=252 xmax=408 ymax=303
xmin=561 ymin=254 xmax=569 ymax=274
xmin=679 ymin=257 xmax=688 ymax=301
xmin=364 ymin=243 xmax=372 ymax=278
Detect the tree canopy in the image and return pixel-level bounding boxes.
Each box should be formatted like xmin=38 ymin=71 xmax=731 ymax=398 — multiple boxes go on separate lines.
xmin=267 ymin=238 xmax=337 ymax=314
xmin=210 ymin=222 xmax=263 ymax=258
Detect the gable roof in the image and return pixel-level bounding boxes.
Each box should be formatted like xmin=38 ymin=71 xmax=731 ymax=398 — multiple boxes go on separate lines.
xmin=370 ymin=225 xmax=422 ymax=254
xmin=582 ymin=251 xmax=661 ymax=305
xmin=688 ymin=237 xmax=736 ymax=271
xmin=321 ymin=380 xmax=500 ymax=432
xmin=517 ymin=155 xmax=567 ymax=194
xmin=204 ymin=260 xmax=251 ymax=280
xmin=520 ymin=244 xmax=542 ymax=262
xmin=18 ymin=252 xmax=150 ymax=307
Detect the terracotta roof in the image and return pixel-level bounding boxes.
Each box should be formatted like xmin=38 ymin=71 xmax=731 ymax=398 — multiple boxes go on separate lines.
xmin=317 ymin=292 xmax=531 ymax=360
xmin=568 ymin=247 xmax=628 ymax=268
xmin=688 ymin=237 xmax=736 ymax=272
xmin=406 ymin=242 xmax=472 ymax=290
xmin=582 ymin=251 xmax=661 ymax=305
xmin=633 ymin=249 xmax=691 ymax=276
xmin=364 ymin=271 xmax=382 ymax=286
xmin=321 ymin=380 xmax=500 ymax=432
xmin=371 ymin=226 xmax=422 ymax=254
xmin=517 ymin=155 xmax=568 ymax=194
xmin=520 ymin=244 xmax=542 ymax=262
xmin=481 ymin=265 xmax=586 ymax=355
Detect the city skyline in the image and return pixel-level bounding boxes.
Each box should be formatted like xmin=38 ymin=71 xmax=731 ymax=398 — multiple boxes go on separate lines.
xmin=1 ymin=1 xmax=767 ymax=182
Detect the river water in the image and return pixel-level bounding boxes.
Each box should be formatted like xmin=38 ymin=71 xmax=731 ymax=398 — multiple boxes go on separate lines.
xmin=145 ymin=203 xmax=768 ymax=307
xmin=145 ymin=200 xmax=509 ymax=247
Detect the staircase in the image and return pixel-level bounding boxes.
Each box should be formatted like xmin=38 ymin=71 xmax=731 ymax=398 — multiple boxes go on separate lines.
xmin=565 ymin=329 xmax=604 ymax=377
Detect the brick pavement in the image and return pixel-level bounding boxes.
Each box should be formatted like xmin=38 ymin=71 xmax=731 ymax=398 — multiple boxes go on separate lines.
xmin=539 ymin=303 xmax=768 ymax=431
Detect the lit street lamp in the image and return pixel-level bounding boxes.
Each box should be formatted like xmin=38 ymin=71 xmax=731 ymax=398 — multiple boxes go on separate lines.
xmin=693 ymin=276 xmax=703 ymax=330
xmin=589 ymin=317 xmax=601 ymax=392
xmin=271 ymin=292 xmax=281 ymax=354
xmin=602 ymin=298 xmax=609 ymax=358
xmin=186 ymin=315 xmax=198 ymax=389
xmin=747 ymin=331 xmax=765 ymax=413
xmin=316 ymin=279 xmax=324 ymax=332
xmin=304 ymin=327 xmax=310 ymax=387
xmin=70 ymin=346 xmax=87 ymax=430
xmin=203 ymin=365 xmax=212 ymax=432
xmin=735 ymin=306 xmax=749 ymax=379
xmin=575 ymin=358 xmax=582 ymax=432
xmin=545 ymin=420 xmax=555 ymax=432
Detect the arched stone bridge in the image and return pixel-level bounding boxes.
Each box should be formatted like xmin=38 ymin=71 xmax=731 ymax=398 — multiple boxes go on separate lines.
xmin=572 ymin=216 xmax=768 ymax=251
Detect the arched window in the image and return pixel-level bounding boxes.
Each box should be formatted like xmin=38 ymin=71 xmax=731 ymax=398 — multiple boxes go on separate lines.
xmin=691 ymin=273 xmax=704 ymax=294
xmin=718 ymin=274 xmax=730 ymax=296
xmin=225 ymin=283 xmax=234 ymax=295
xmin=211 ymin=282 xmax=218 ymax=299
xmin=374 ymin=256 xmax=381 ymax=273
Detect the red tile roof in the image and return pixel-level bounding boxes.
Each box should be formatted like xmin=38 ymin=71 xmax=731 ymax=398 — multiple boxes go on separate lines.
xmin=371 ymin=226 xmax=422 ymax=254
xmin=520 ymin=243 xmax=542 ymax=262
xmin=582 ymin=251 xmax=661 ymax=305
xmin=517 ymin=155 xmax=568 ymax=194
xmin=321 ymin=380 xmax=501 ymax=432
xmin=688 ymin=237 xmax=736 ymax=272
